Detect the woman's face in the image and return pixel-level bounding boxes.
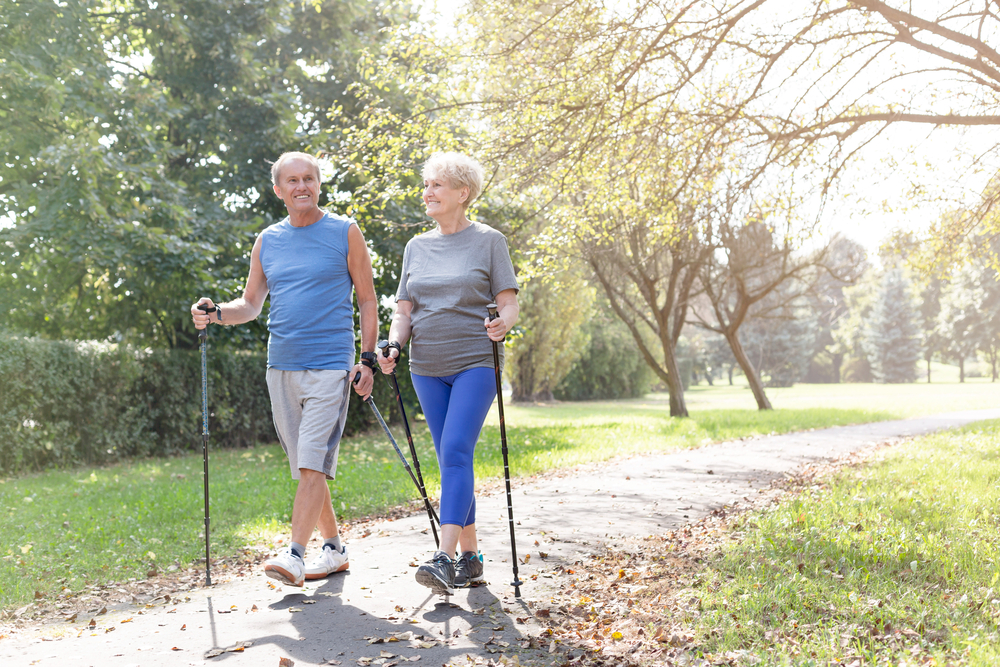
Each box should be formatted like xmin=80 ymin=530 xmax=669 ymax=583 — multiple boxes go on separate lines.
xmin=422 ymin=173 xmax=468 ymax=220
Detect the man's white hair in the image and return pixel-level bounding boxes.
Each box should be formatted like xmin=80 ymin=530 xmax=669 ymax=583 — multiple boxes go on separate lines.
xmin=271 ymin=151 xmax=321 ymax=186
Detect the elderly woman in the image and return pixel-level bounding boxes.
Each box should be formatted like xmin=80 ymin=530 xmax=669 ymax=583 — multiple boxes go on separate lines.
xmin=378 ymin=152 xmax=519 ymax=593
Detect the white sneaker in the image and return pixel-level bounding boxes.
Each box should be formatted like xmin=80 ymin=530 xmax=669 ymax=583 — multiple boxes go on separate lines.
xmin=264 ymin=548 xmax=305 ymax=587
xmin=305 ymin=545 xmax=349 ymax=580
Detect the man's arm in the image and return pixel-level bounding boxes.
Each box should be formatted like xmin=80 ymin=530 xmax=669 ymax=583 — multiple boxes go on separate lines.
xmin=191 ymin=235 xmax=268 ymax=329
xmin=347 ymin=223 xmax=378 ymax=397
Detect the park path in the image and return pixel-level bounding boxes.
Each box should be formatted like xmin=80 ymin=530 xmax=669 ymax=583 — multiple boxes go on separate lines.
xmin=3 ymin=408 xmax=1000 ymax=667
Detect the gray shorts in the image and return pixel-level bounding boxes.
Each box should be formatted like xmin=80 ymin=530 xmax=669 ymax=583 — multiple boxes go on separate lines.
xmin=266 ymin=368 xmax=351 ymax=480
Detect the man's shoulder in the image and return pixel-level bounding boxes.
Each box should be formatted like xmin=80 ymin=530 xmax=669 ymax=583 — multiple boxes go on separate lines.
xmin=260 ymin=218 xmax=289 ymax=238
xmin=318 ymin=211 xmax=355 ymax=228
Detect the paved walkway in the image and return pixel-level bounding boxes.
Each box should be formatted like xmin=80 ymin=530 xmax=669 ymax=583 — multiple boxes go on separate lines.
xmin=3 ymin=409 xmax=999 ymax=666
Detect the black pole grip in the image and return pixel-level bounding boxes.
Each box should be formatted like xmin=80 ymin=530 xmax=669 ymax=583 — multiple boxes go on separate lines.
xmin=197 ymin=303 xmax=217 ymax=340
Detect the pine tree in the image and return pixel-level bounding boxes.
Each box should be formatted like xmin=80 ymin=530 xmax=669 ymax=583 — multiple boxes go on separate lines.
xmin=865 ymin=269 xmax=920 ymax=383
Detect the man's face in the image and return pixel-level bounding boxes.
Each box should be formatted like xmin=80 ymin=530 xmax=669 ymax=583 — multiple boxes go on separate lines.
xmin=273 ymin=158 xmax=321 ymax=213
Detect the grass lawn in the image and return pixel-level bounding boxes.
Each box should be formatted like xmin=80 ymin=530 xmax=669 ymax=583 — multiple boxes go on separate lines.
xmin=666 ymin=418 xmax=1000 ymax=665
xmin=1 ymin=379 xmax=997 ymax=612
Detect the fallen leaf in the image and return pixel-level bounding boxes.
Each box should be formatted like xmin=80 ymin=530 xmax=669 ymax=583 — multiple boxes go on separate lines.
xmin=171 ymin=647 xmax=182 ymax=651
xmin=289 ymin=607 xmax=302 ymax=613
xmin=395 ymin=605 xmax=405 ymax=613
xmin=105 ymin=627 xmax=116 ymax=634
xmin=181 ymin=624 xmax=187 ymax=631
xmin=88 ymin=619 xmax=96 ymax=629
xmin=121 ymin=618 xmax=133 ymax=624
xmin=33 ymin=591 xmax=43 ymax=600
xmin=612 ymin=631 xmax=623 ymax=640
xmin=534 ymin=609 xmax=550 ymax=618
xmin=303 ymin=600 xmax=316 ymax=605
xmin=380 ymin=650 xmax=396 ymax=658
xmin=279 ymin=658 xmax=295 ymax=667
xmin=65 ymin=612 xmax=77 ymax=623
xmin=205 ymin=648 xmax=224 ymax=658
xmin=251 ymin=604 xmax=259 ymax=612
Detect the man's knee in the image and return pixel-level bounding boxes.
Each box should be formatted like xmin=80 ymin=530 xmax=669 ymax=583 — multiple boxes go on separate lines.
xmin=298 ymin=468 xmax=327 ymax=484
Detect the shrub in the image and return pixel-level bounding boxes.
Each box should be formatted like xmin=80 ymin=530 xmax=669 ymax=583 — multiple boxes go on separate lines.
xmin=553 ymin=307 xmax=653 ymax=400
xmin=0 ymin=336 xmax=414 ymax=475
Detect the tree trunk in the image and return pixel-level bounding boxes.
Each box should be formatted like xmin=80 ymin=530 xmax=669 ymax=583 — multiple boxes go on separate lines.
xmin=831 ymin=352 xmax=843 ymax=384
xmin=727 ymin=364 xmax=734 ymax=385
xmin=926 ymin=356 xmax=931 ymax=383
xmin=725 ymin=331 xmax=773 ymax=410
xmin=959 ymin=357 xmax=965 ymax=383
xmin=662 ymin=342 xmax=689 ymax=417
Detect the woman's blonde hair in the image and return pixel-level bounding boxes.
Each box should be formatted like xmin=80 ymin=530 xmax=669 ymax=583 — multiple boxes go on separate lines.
xmin=271 ymin=151 xmax=322 ymax=186
xmin=422 ymin=152 xmax=485 ymax=209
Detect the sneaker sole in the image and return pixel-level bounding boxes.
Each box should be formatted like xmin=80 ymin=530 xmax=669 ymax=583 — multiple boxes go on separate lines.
xmin=264 ymin=564 xmax=304 ymax=587
xmin=304 ymin=562 xmax=350 ymax=580
xmin=415 ymin=568 xmax=451 ymax=594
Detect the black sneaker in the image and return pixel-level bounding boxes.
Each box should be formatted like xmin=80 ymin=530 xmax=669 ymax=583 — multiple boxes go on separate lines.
xmin=415 ymin=551 xmax=455 ymax=594
xmin=454 ymin=551 xmax=484 ymax=588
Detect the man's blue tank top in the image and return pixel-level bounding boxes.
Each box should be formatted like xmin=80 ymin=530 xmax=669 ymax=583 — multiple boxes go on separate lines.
xmin=259 ymin=213 xmax=356 ymax=371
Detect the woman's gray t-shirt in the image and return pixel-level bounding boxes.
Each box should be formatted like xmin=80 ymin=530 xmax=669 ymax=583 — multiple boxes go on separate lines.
xmin=397 ymin=221 xmax=519 ymax=376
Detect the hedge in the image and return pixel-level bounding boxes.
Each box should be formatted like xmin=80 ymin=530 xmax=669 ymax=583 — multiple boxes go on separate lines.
xmin=0 ymin=336 xmax=416 ymax=476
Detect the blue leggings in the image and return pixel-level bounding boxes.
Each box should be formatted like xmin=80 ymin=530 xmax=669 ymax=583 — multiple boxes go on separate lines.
xmin=410 ymin=367 xmax=497 ymax=527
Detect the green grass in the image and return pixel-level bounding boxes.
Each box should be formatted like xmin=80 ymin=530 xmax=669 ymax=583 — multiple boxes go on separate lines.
xmin=2 ymin=378 xmax=995 ymax=612
xmin=681 ymin=419 xmax=1000 ymax=665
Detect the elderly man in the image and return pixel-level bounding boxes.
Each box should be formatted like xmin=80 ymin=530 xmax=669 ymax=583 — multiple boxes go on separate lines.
xmin=191 ymin=151 xmax=377 ymax=586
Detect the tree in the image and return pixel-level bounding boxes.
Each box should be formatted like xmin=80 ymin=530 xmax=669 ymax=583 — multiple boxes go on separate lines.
xmin=865 ymin=268 xmax=920 ymax=383
xmin=507 ymin=268 xmax=594 ymax=402
xmin=806 ymin=236 xmax=868 ymax=383
xmin=1 ymin=0 xmax=418 ymax=347
xmin=553 ymin=296 xmax=654 ymax=401
xmin=916 ymin=274 xmax=945 ymax=382
xmin=738 ymin=294 xmax=819 ymax=389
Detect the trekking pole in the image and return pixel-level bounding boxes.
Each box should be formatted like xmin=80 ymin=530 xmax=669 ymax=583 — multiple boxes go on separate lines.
xmin=487 ymin=303 xmax=523 ymax=597
xmin=377 ymin=341 xmax=440 ymax=548
xmin=353 ymin=372 xmax=441 ymax=527
xmin=197 ymin=303 xmax=216 ymax=586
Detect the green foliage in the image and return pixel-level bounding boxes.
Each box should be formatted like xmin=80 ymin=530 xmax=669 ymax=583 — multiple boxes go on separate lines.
xmin=685 ymin=420 xmax=1000 ymax=664
xmin=554 ymin=301 xmax=653 ymax=400
xmin=0 ymin=335 xmax=417 ymax=475
xmin=0 ymin=337 xmax=145 ymax=473
xmin=740 ymin=310 xmax=818 ymax=388
xmin=0 ymin=0 xmax=420 ymax=349
xmin=866 ymin=268 xmax=920 ymax=383
xmin=507 ymin=268 xmax=594 ymax=402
